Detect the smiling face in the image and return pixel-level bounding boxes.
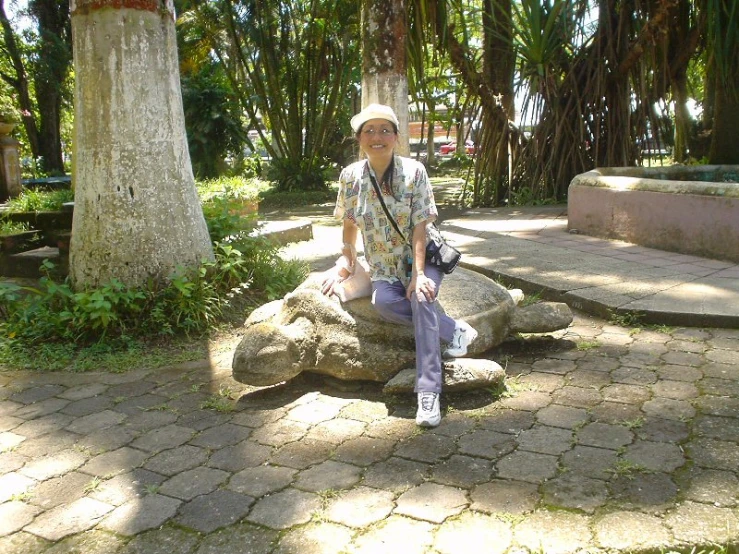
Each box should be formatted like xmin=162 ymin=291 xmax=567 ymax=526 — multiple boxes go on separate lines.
xmin=357 ymin=118 xmax=398 ymax=165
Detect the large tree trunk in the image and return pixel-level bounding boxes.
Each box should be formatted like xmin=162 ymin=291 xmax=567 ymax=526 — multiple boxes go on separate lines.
xmin=35 ymin=92 xmax=65 ymax=173
xmin=360 ymin=0 xmax=409 ymax=156
xmin=69 ymin=0 xmax=213 ymax=290
xmin=0 ymin=1 xmax=40 ymax=157
xmin=30 ymin=0 xmax=72 ymax=174
xmin=477 ymin=0 xmax=514 ymax=206
xmin=708 ymin=68 xmax=739 ymax=164
xmin=707 ymin=0 xmax=739 ymax=164
xmin=672 ymin=71 xmax=691 ymax=163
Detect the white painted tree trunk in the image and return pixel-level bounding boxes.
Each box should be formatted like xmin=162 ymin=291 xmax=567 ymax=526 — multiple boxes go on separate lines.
xmin=361 ymin=0 xmax=409 ymax=156
xmin=69 ymin=0 xmax=213 ymax=289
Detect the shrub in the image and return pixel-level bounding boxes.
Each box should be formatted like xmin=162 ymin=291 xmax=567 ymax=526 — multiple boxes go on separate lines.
xmin=0 ymin=239 xmax=307 ymax=371
xmin=258 ymin=187 xmax=338 ymax=211
xmin=198 ymin=176 xmax=269 ymax=242
xmin=4 ymin=188 xmax=74 ymax=212
xmin=0 ymin=175 xmax=311 ymax=370
xmin=264 ymin=157 xmax=334 ymax=192
xmin=0 ymin=218 xmax=30 ymax=235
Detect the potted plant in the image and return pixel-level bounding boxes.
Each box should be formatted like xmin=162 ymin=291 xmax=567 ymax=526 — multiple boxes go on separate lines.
xmin=0 ymin=95 xmax=21 ymax=135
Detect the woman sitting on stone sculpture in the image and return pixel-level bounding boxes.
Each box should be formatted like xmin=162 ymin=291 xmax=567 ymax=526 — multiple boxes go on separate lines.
xmin=321 ymin=103 xmax=477 ymax=427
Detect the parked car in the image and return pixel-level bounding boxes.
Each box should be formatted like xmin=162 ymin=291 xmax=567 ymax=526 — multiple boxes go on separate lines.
xmin=439 ymin=140 xmax=476 ymax=156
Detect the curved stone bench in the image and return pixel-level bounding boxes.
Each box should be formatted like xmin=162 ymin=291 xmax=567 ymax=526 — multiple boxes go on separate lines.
xmin=567 ymin=165 xmax=739 ymax=262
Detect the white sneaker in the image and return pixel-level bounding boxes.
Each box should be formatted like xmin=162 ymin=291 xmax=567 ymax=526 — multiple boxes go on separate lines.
xmin=443 ymin=320 xmax=478 ymax=358
xmin=416 ymin=392 xmax=441 ymax=427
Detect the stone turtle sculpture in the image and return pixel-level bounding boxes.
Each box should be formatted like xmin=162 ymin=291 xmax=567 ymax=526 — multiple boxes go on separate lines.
xmin=232 ymin=268 xmax=572 ymax=390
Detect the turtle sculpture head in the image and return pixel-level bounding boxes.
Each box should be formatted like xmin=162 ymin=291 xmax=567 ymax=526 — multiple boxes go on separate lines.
xmin=232 ymin=268 xmax=573 ymax=387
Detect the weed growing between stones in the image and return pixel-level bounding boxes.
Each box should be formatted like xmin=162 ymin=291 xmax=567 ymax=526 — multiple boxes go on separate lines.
xmin=576 ymin=339 xmax=600 ymax=351
xmin=608 ymin=459 xmax=653 ymax=480
xmin=621 ymin=416 xmax=645 ymax=430
xmin=82 ymin=476 xmax=102 ymax=495
xmin=200 ymin=386 xmax=237 ymax=413
xmin=609 ymin=309 xmax=646 ymax=327
xmin=520 ymin=289 xmax=544 ymax=307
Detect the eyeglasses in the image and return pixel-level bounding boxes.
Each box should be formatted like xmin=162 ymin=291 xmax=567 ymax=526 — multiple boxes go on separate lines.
xmin=361 ymin=127 xmax=395 ymax=136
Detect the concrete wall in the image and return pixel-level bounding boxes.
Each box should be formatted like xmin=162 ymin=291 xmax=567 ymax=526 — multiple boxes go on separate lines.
xmin=568 ymin=166 xmax=739 ymax=263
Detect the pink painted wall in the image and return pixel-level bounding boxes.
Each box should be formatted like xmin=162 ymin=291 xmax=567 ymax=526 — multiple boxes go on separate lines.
xmin=568 ymin=167 xmax=739 ymax=262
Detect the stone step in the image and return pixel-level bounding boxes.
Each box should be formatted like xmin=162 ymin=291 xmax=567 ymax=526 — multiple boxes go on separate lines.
xmin=251 ymin=218 xmax=313 ymax=245
xmin=2 ymin=246 xmax=62 ymax=278
xmin=0 ymin=220 xmax=313 ymax=278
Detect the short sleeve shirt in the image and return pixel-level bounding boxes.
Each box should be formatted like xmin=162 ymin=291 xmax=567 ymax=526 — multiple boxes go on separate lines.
xmin=334 ymin=155 xmax=437 ymax=286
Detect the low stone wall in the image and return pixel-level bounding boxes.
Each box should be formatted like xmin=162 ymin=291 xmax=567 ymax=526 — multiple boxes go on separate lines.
xmin=567 ymin=165 xmax=739 ymax=262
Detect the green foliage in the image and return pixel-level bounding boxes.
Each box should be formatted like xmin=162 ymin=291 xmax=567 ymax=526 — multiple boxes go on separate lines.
xmin=0 ymin=218 xmax=30 ymax=235
xmin=575 ymin=340 xmax=599 ymax=351
xmin=228 ymin=234 xmax=309 ymax=301
xmin=508 ymin=186 xmax=558 ymax=206
xmin=200 ymin=385 xmax=236 ymax=412
xmin=197 ymin=176 xmax=267 ymax=242
xmin=0 ymin=214 xmax=308 ymax=370
xmin=438 ymin=155 xmax=474 ymax=171
xmin=264 ymin=157 xmax=335 ymax=192
xmin=519 ymin=289 xmax=543 ymax=307
xmin=197 ymin=176 xmax=266 ymax=202
xmin=181 ymin=66 xmax=246 ymax=179
xmin=609 ymin=310 xmax=645 ymax=328
xmin=258 ymin=186 xmax=338 ymax=211
xmin=0 ymin=90 xmax=21 ymax=123
xmin=4 ymin=188 xmax=74 ymax=212
xmin=183 ymin=0 xmax=359 ymax=190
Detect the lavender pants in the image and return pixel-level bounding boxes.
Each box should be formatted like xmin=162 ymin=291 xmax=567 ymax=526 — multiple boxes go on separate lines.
xmin=371 ymin=265 xmax=456 ymax=393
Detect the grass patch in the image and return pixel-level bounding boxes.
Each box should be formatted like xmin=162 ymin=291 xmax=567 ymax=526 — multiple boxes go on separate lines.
xmin=9 ymin=490 xmax=33 ymax=502
xmin=200 ymin=395 xmax=235 ymax=413
xmin=575 ymin=340 xmax=600 ymax=351
xmin=0 ymin=333 xmax=210 ymax=373
xmin=144 ymin=484 xmax=160 ymax=495
xmin=0 ymin=196 xmax=308 ymax=372
xmin=487 ymin=378 xmax=513 ymax=400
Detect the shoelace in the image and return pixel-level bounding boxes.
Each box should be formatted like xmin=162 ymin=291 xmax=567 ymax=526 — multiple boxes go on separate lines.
xmin=420 ymin=393 xmax=436 ymax=411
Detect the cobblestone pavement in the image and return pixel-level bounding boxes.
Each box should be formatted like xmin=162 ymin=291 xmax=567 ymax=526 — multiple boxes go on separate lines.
xmin=1 ymin=202 xmax=738 ymax=553
xmin=1 ymin=316 xmax=738 ymax=553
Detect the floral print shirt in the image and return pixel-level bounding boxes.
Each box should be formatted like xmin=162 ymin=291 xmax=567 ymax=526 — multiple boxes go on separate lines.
xmin=334 ymin=155 xmax=438 ymax=286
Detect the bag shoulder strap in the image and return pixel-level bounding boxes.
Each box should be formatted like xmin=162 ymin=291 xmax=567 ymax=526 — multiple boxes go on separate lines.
xmin=368 ymin=168 xmax=408 ymax=244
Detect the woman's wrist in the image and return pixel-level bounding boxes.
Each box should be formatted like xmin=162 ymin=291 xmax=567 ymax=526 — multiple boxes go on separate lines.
xmin=336 ymin=256 xmax=354 ymax=272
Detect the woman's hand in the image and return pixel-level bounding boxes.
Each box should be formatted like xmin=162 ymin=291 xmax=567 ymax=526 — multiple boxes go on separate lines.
xmin=321 ymin=264 xmax=351 ymax=296
xmin=407 ymin=272 xmax=436 ymax=302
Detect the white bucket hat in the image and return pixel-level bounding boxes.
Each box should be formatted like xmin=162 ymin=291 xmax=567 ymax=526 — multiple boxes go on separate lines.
xmin=350 ymin=103 xmax=400 ymax=133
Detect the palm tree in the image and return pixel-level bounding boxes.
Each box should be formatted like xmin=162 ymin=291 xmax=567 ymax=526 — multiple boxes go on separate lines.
xmin=187 ymin=0 xmax=360 ymax=190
